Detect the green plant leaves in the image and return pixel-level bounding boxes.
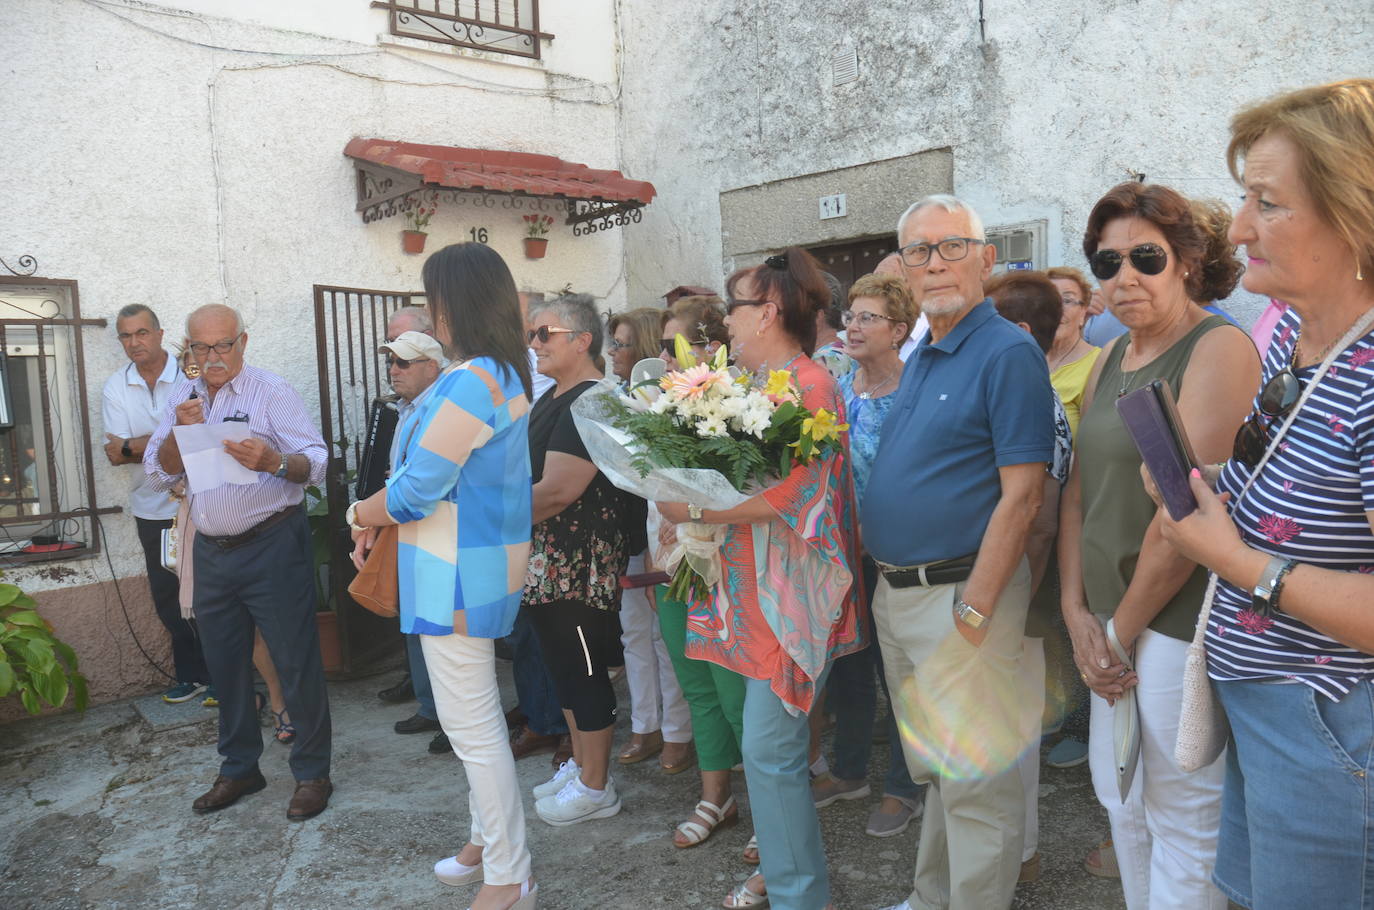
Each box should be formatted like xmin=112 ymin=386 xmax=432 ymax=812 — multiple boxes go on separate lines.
xmin=0 ymin=657 xmax=15 ymax=695
xmin=0 ymin=584 xmax=22 ymax=607
xmin=0 ymin=571 xmax=87 ymax=714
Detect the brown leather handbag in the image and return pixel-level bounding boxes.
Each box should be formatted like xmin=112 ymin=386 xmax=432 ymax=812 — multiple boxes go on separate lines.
xmin=348 ymin=524 xmax=400 ymax=617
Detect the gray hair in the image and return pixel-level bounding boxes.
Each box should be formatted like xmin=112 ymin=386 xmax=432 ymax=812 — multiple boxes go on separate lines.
xmin=116 ymin=303 xmax=159 ymax=329
xmin=529 ymin=293 xmax=603 ymax=360
xmin=186 ymin=303 xmax=244 ymax=337
xmin=387 ymin=305 xmax=432 ymax=335
xmin=896 ymin=194 xmax=986 ymax=243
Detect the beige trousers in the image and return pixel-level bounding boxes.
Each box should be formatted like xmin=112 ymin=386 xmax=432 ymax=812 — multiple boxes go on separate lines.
xmin=873 ymin=559 xmax=1033 ymax=910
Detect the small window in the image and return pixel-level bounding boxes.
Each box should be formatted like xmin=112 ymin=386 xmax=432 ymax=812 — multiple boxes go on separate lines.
xmin=371 ymin=1 xmax=553 ymax=60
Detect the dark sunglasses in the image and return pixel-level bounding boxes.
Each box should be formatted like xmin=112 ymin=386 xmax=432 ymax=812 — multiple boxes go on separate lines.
xmin=659 ymin=336 xmax=708 ymax=354
xmin=725 ymin=297 xmax=767 ymax=315
xmin=1089 ymin=243 xmax=1169 ymax=281
xmin=527 ymin=325 xmax=577 ymax=344
xmin=386 ymin=354 xmax=416 ymax=370
xmin=1232 ymin=347 xmax=1303 ymax=468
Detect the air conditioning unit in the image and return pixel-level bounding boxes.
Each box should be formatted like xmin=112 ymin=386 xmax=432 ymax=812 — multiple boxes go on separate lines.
xmin=987 ymin=219 xmax=1047 ymax=272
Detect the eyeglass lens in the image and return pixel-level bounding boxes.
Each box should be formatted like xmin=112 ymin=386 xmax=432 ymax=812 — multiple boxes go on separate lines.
xmin=899 ymin=238 xmax=975 ymax=268
xmin=386 ymin=355 xmax=413 ymax=369
xmin=1089 ymin=243 xmax=1169 ymax=281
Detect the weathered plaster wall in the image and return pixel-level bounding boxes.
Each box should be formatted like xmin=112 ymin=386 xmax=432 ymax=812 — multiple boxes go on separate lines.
xmin=1 ymin=0 xmax=629 ymax=704
xmin=619 ymin=0 xmax=1373 ymax=324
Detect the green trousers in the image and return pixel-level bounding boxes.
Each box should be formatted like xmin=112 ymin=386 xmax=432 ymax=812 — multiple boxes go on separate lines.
xmin=655 ymin=587 xmax=746 ymax=772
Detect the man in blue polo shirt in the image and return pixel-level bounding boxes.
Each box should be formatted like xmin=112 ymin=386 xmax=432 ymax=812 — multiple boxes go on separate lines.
xmin=866 ymin=196 xmax=1054 ymax=910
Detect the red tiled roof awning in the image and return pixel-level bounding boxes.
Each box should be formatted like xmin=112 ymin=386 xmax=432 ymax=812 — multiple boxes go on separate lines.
xmin=345 ymin=138 xmax=656 ymax=212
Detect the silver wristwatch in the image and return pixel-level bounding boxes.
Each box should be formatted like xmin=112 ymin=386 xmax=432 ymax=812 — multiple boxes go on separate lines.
xmin=955 ymin=600 xmax=988 ymax=629
xmin=273 ymin=452 xmax=289 ymax=478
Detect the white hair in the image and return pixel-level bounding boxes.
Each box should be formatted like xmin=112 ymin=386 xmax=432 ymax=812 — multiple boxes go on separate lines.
xmin=896 ymin=194 xmax=986 ymax=243
xmin=185 ymin=303 xmax=244 ymax=337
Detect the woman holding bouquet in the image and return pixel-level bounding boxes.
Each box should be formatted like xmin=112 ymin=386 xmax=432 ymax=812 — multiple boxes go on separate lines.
xmin=658 ymin=247 xmax=864 ymax=910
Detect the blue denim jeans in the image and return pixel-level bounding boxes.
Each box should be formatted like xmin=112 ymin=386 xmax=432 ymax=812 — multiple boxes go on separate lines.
xmin=1215 ymin=678 xmax=1374 ymax=909
xmin=829 ymin=557 xmax=922 ymax=801
xmin=405 ymin=633 xmax=437 ymax=720
xmin=508 ymin=608 xmax=568 ymax=737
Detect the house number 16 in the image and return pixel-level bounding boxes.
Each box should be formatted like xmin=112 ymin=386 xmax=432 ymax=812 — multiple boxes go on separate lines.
xmin=469 ymin=227 xmax=489 ymax=244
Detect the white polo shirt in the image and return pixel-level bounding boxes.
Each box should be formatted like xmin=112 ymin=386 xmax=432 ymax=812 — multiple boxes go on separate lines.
xmin=101 ymin=351 xmax=180 ymax=520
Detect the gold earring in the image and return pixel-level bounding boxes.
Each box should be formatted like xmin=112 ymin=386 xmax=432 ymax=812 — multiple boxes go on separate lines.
xmin=1359 ymin=262 xmax=1366 ymax=281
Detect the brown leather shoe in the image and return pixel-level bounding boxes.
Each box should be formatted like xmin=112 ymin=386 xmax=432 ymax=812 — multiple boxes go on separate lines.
xmin=192 ymin=771 xmax=267 ymax=815
xmin=551 ymin=733 xmax=573 ymax=769
xmin=287 ymin=777 xmax=333 ymax=821
xmin=505 ymin=705 xmax=528 ymax=731
xmin=509 ymin=725 xmax=559 ymax=760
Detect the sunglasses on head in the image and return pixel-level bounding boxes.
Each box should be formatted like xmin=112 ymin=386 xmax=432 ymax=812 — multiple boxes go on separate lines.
xmin=1088 ymin=243 xmax=1169 ymax=281
xmin=1232 ymin=347 xmax=1303 ymax=468
xmin=527 ymin=325 xmax=577 ymax=344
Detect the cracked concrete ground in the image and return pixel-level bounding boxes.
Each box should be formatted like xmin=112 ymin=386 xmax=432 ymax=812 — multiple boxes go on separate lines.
xmin=0 ymin=664 xmax=1128 ymax=909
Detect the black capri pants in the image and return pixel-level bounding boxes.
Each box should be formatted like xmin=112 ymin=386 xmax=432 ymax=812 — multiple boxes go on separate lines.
xmin=525 ymin=599 xmax=619 ymax=731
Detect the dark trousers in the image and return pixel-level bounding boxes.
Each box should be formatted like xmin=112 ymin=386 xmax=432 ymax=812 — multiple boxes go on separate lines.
xmin=192 ymin=508 xmax=331 ymax=781
xmin=134 ymin=517 xmax=209 ymax=686
xmin=508 ymin=607 xmax=568 ymax=737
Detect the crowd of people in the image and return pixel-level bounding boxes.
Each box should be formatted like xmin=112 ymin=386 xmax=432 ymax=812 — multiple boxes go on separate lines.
xmin=100 ymin=78 xmax=1374 ymax=910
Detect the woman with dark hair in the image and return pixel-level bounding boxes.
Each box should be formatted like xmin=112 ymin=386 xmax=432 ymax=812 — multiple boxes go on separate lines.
xmin=659 ymin=295 xmax=729 ymax=367
xmin=1058 ymin=184 xmax=1259 ymax=910
xmin=348 ymin=242 xmax=537 ymax=910
xmin=657 ymin=247 xmax=863 ymax=910
xmin=1188 ymin=198 xmax=1245 ymax=327
xmin=523 ymin=293 xmax=636 ymax=828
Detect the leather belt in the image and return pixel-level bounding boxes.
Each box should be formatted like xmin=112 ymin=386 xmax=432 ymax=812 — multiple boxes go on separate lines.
xmin=876 ymin=554 xmax=976 ymax=589
xmin=204 ymin=507 xmax=298 ymax=551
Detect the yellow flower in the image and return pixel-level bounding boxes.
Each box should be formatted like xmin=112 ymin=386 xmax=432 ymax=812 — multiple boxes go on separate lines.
xmin=764 ymin=369 xmax=793 ymax=400
xmin=711 ymin=343 xmax=730 ymax=371
xmin=801 ymin=408 xmax=847 ymax=444
xmin=673 ymin=333 xmax=698 ymax=369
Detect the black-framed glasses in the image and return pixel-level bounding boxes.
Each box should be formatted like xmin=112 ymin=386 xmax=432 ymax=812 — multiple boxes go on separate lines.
xmin=725 ymin=297 xmax=767 ymax=315
xmin=1232 ymin=348 xmax=1303 ymax=468
xmin=1089 ymin=243 xmax=1168 ymax=281
xmin=527 ymin=325 xmax=577 ymax=344
xmin=841 ymin=310 xmax=895 ymax=329
xmin=385 ymin=354 xmax=416 ymax=370
xmin=897 ymin=237 xmax=985 ymax=268
xmin=187 ymin=333 xmax=244 ymax=357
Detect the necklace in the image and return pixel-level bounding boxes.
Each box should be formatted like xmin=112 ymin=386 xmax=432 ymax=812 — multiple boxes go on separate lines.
xmin=1296 ymin=311 xmax=1367 ymax=367
xmin=857 ymin=364 xmax=897 ymax=400
xmin=1117 ymin=340 xmax=1140 ymax=398
xmin=1050 ymin=338 xmax=1087 ymax=372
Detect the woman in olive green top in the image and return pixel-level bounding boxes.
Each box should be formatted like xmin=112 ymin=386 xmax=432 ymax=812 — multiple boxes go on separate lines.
xmin=1058 ymin=183 xmax=1258 ymax=910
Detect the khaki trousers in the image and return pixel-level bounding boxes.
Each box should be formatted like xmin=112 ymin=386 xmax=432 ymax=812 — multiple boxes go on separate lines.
xmin=873 ymin=559 xmax=1033 ymax=910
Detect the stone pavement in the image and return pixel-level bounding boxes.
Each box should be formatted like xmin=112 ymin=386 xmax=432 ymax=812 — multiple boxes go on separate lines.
xmin=0 ymin=664 xmax=1126 ymax=910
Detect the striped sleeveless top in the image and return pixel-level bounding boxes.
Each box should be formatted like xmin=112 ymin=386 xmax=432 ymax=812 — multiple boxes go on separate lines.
xmin=1209 ymin=308 xmax=1374 ymax=699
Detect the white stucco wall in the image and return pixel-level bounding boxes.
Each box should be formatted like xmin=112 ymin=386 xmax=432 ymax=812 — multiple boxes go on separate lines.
xmin=618 ymin=0 xmax=1373 ymax=324
xmin=0 ymin=0 xmax=628 ymax=594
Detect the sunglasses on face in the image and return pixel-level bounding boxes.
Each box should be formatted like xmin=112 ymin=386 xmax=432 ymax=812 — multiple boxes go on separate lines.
xmin=659 ymin=336 xmax=708 ymax=355
xmin=386 ymin=354 xmax=420 ymax=370
xmin=725 ymin=297 xmax=767 ymax=315
xmin=1089 ymin=243 xmax=1169 ymax=281
xmin=527 ymin=325 xmax=577 ymax=344
xmin=1232 ymin=350 xmax=1303 ymax=468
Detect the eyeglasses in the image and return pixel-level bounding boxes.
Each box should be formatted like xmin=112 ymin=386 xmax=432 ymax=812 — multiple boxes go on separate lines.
xmin=1088 ymin=243 xmax=1168 ymax=281
xmin=841 ymin=310 xmax=896 ymax=329
xmin=527 ymin=326 xmax=577 ymax=344
xmin=1232 ymin=350 xmax=1303 ymax=468
xmin=187 ymin=334 xmax=244 ymax=357
xmin=607 ymin=339 xmax=632 ymax=353
xmin=385 ymin=354 xmax=418 ymax=370
xmin=659 ymin=336 xmax=708 ymax=354
xmin=725 ymin=297 xmax=767 ymax=315
xmin=897 ymin=237 xmax=985 ymax=268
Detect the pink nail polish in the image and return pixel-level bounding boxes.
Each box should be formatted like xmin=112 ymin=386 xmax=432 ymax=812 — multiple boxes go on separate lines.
xmin=1190 ymin=468 xmax=1201 ymax=479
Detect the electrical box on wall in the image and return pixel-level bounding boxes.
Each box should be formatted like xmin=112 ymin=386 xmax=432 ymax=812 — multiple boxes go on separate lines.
xmin=987 ymin=219 xmax=1047 ymax=272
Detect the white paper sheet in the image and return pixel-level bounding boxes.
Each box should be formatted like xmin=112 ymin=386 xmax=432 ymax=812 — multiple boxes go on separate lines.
xmin=172 ymin=422 xmax=260 ymax=493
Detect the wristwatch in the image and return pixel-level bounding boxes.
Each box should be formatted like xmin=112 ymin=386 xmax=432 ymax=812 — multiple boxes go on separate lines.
xmin=273 ymin=452 xmax=289 ymax=478
xmin=345 ymin=501 xmax=369 ymax=532
xmin=687 ymin=503 xmax=703 ymax=521
xmin=1251 ymin=556 xmax=1297 ymax=618
xmin=120 ymin=439 xmax=132 ymax=458
xmin=955 ymin=600 xmax=988 ymax=629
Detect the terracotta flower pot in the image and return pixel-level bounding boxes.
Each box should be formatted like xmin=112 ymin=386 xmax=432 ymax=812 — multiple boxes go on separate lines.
xmin=524 ymin=237 xmax=549 ymax=259
xmin=402 ymin=230 xmax=428 ymax=254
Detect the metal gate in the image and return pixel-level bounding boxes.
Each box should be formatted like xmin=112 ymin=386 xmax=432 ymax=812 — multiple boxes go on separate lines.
xmin=312 ymin=283 xmax=424 ymax=675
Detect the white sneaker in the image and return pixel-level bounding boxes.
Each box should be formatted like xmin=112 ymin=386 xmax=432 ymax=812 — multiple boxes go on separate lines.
xmin=533 ymin=758 xmax=580 ymax=800
xmin=535 ymin=776 xmax=621 ymax=827
xmin=434 ymin=855 xmax=482 ymax=886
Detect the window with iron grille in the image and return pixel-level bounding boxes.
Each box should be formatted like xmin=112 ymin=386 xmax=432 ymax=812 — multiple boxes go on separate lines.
xmin=371 ymin=1 xmax=554 ymax=59
xmin=0 ymin=278 xmax=116 ymax=562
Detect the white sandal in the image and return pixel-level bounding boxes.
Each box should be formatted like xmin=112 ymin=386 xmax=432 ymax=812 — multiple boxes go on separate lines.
xmin=674 ymin=795 xmax=738 ymax=848
xmin=722 ymin=875 xmax=768 ymax=909
xmin=743 ymin=833 xmax=759 ymax=865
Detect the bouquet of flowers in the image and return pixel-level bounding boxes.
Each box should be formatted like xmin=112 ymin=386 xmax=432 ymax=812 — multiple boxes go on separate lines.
xmin=572 ymin=338 xmax=846 ymax=604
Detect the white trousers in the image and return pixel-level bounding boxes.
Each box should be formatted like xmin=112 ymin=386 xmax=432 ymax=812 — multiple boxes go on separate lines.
xmin=1016 ymin=636 xmax=1046 ymax=862
xmin=421 ymin=631 xmax=532 ymax=885
xmin=620 ymin=552 xmax=692 ymax=741
xmin=1087 ymin=627 xmax=1226 ymax=910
